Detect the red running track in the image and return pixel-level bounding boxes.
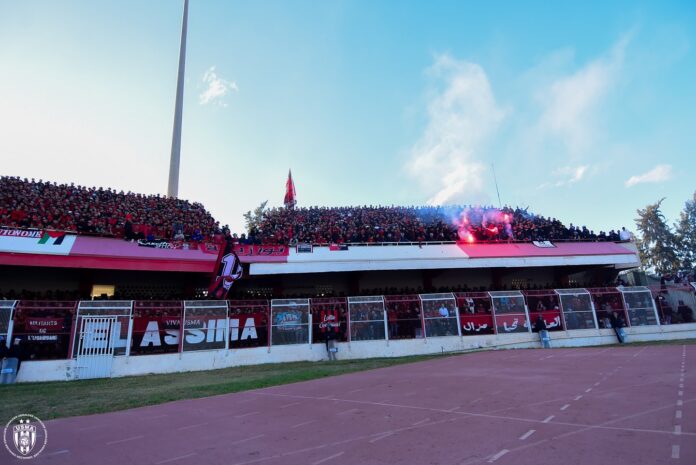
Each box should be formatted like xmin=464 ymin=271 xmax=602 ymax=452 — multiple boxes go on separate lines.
xmin=5 ymin=345 xmax=694 ymax=465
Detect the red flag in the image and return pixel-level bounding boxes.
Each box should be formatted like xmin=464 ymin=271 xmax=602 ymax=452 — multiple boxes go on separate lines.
xmin=284 ymin=169 xmax=296 ymax=209
xmin=208 ymin=243 xmax=243 ymax=300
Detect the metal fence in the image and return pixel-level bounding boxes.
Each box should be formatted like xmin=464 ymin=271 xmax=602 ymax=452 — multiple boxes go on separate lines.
xmin=270 ymin=299 xmax=310 ymax=346
xmin=3 ymin=285 xmax=693 ymax=361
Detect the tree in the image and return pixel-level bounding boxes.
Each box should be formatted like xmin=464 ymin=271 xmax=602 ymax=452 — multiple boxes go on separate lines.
xmin=243 ymin=201 xmax=268 ymax=234
xmin=675 ymin=191 xmax=696 ymax=270
xmin=635 ymin=198 xmax=680 ymax=274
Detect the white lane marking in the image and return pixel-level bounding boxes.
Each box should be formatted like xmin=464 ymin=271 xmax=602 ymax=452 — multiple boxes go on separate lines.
xmin=487 ymin=449 xmax=509 ymax=462
xmin=677 ymin=400 xmax=683 ymax=406
xmin=291 ymin=420 xmax=316 ymax=429
xmin=41 ymin=449 xmax=70 ymax=457
xmin=337 ymin=408 xmax=360 ymax=416
xmin=446 ymin=406 xmax=461 ymax=412
xmin=177 ymin=422 xmax=208 ymax=431
xmin=234 ymin=411 xmax=260 ymax=419
xmin=347 ymin=388 xmax=364 ymax=394
xmin=585 ymin=388 xmax=592 ymax=393
xmin=77 ymin=424 xmax=107 ymax=431
xmin=231 ymin=434 xmax=265 ymax=445
xmin=369 ymin=432 xmax=394 ymax=443
xmin=280 ymin=402 xmax=301 ymax=409
xmin=155 ymin=453 xmax=197 ymax=465
xmin=676 ymin=410 xmax=682 ymax=419
xmin=674 ymin=425 xmax=682 ymax=435
xmin=560 ymin=404 xmax=570 ymax=411
xmin=574 ymin=395 xmax=583 ymax=401
xmin=519 ymin=429 xmax=535 ymax=440
xmin=672 ymin=445 xmax=680 ymax=459
xmin=679 ymin=383 xmax=684 ymax=388
xmin=594 ymin=382 xmax=600 ymax=386
xmin=412 ymin=418 xmax=431 ymax=426
xmin=105 ymin=435 xmax=144 ymax=445
xmin=542 ymin=415 xmax=555 ymax=423
xmin=311 ymin=451 xmax=345 ymax=465
xmin=678 ymin=391 xmax=683 ymax=397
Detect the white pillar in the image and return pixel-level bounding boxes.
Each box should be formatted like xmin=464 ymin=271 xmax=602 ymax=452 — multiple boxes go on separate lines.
xmin=167 ymin=0 xmax=189 ymax=198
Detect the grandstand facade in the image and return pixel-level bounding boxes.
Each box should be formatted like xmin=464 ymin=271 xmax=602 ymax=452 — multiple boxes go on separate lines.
xmin=2 ymin=178 xmax=694 ymax=382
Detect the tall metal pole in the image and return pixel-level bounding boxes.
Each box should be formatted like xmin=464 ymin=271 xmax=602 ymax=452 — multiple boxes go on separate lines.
xmin=491 ymin=163 xmax=502 ymax=209
xmin=167 ymin=0 xmax=189 ymax=198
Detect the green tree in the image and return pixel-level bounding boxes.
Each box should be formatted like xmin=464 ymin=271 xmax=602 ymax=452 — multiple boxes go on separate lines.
xmin=635 ymin=198 xmax=680 ymax=274
xmin=243 ymin=200 xmax=268 ymax=234
xmin=675 ymin=191 xmax=696 ymax=269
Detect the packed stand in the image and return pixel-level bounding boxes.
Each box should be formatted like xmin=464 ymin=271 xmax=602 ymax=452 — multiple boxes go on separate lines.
xmin=0 ymin=176 xmax=221 ymax=241
xmin=250 ymin=205 xmax=628 ymax=246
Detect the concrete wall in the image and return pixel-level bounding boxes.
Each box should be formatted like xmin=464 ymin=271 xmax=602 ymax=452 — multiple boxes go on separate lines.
xmin=16 ymin=323 xmax=696 ymax=383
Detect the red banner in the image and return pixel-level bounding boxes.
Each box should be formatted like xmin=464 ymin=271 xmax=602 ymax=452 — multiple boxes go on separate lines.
xmin=234 ymin=244 xmax=289 ymax=257
xmin=495 ymin=313 xmax=530 ymax=333
xmin=459 ymin=314 xmax=494 ymax=333
xmin=25 ymin=317 xmax=65 ymax=333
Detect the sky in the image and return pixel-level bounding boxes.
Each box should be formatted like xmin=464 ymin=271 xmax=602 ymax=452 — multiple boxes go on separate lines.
xmin=1 ymin=0 xmax=695 ymax=235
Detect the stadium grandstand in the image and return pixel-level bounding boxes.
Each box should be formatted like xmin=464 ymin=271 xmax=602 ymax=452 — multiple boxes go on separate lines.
xmin=1 ymin=177 xmax=694 ymax=383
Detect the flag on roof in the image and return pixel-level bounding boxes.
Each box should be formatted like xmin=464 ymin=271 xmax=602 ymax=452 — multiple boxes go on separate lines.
xmin=284 ymin=170 xmax=296 ymax=209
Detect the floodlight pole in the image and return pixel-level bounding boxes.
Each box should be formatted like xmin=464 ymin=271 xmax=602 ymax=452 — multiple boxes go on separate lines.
xmin=167 ymin=0 xmax=189 ymax=198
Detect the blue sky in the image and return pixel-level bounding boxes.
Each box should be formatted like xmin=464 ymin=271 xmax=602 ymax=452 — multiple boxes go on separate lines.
xmin=1 ymin=0 xmax=694 ymax=234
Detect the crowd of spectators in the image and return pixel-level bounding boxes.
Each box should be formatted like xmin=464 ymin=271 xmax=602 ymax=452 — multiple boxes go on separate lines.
xmin=249 ymin=205 xmax=630 ymax=246
xmin=1 ymin=177 xmax=632 ymax=246
xmin=0 ymin=176 xmax=221 ymax=241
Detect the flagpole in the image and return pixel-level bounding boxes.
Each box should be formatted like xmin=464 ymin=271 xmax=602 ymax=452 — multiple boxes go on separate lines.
xmin=492 ymin=163 xmax=502 ymax=209
xmin=167 ymin=0 xmax=189 ymax=198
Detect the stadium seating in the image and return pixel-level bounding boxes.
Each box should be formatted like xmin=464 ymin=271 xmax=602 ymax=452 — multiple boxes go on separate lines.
xmin=1 ymin=177 xmax=626 ymax=245
xmin=249 ymin=205 xmax=624 ymax=245
xmin=0 ymin=176 xmax=220 ymax=241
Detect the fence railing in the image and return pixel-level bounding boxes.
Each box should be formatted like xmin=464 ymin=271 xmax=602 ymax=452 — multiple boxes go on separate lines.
xmin=4 ymin=285 xmax=693 ymax=361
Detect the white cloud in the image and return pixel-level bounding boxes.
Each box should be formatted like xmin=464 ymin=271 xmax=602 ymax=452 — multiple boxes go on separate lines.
xmin=408 ymin=54 xmax=507 ymax=205
xmin=624 ymin=164 xmax=672 ymax=187
xmin=537 ymin=34 xmax=630 ymax=153
xmin=537 ymin=165 xmax=589 ymax=189
xmin=199 ymin=66 xmax=238 ymax=106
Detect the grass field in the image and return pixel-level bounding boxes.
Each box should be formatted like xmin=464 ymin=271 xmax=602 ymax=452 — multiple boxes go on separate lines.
xmin=2 ymin=339 xmax=694 ymax=422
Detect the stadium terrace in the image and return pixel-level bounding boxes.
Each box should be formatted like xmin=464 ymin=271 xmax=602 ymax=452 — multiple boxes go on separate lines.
xmin=1 ymin=179 xmax=694 ymax=383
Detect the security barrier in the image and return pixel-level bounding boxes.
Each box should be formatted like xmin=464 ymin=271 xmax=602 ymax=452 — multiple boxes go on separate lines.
xmin=0 ymin=300 xmax=16 ymax=348
xmin=523 ymin=290 xmax=563 ymax=331
xmin=489 ymin=291 xmax=530 ymax=334
xmin=270 ymin=299 xmax=310 ymax=346
xmin=3 ymin=285 xmax=694 ymax=362
xmin=348 ymin=296 xmax=386 ymax=341
xmin=556 ymin=289 xmax=598 ymax=330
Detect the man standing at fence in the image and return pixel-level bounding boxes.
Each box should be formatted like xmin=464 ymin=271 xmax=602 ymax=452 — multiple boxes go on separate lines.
xmin=609 ymin=311 xmax=625 ymax=343
xmin=324 ymin=330 xmax=338 ymax=361
xmin=533 ymin=314 xmax=550 ymax=348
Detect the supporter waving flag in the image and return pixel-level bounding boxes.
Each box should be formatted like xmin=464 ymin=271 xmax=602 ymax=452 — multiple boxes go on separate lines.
xmin=208 ymin=242 xmax=243 ymax=299
xmin=284 ymin=169 xmax=296 ymax=209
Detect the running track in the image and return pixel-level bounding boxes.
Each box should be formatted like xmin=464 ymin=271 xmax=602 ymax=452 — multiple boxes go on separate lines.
xmin=8 ymin=344 xmax=695 ymax=465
